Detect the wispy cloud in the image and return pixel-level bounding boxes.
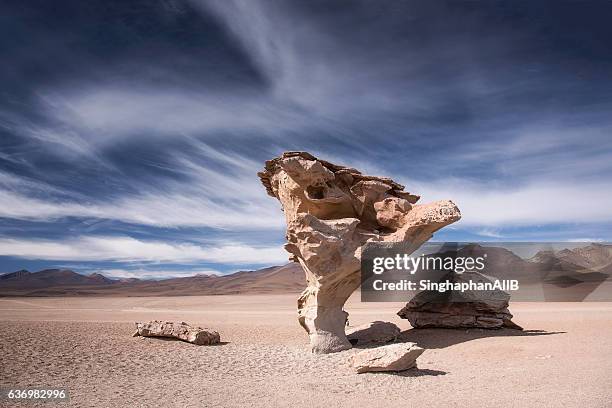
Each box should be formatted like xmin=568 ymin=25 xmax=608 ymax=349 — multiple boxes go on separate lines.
xmin=0 ymin=188 xmax=282 ymax=229
xmin=4 ymin=173 xmax=612 ymax=231
xmin=0 ymin=236 xmax=288 ymax=264
xmin=0 ymin=141 xmax=284 ymax=230
xmin=194 ymin=0 xmax=423 ymax=115
xmin=34 ymin=87 xmax=314 ymax=144
xmin=95 ymin=268 xmax=222 ymax=279
xmin=410 ymin=179 xmax=612 ymax=227
xmin=567 ymin=238 xmax=606 ymax=243
xmin=474 ymin=228 xmax=505 ymax=239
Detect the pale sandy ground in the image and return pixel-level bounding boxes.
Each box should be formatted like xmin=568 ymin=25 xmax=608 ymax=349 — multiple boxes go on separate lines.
xmin=1 ymin=295 xmax=611 ymax=408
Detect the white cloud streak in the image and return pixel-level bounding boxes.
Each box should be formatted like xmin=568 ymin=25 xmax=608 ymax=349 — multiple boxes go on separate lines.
xmin=95 ymin=268 xmax=222 ymax=279
xmin=0 ymin=141 xmax=285 ymax=230
xmin=3 ymin=173 xmax=612 ymax=229
xmin=0 ymin=188 xmax=282 ymax=229
xmin=196 ymin=0 xmax=329 ymax=106
xmin=35 ymin=87 xmax=313 ymax=143
xmin=0 ymin=236 xmax=288 ymax=264
xmin=194 ymin=0 xmax=425 ymax=114
xmin=410 ymin=179 xmax=612 ymax=227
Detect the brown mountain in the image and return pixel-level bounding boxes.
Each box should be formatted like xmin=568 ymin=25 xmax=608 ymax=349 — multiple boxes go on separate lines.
xmin=456 ymin=244 xmax=612 ymax=286
xmin=0 ymin=263 xmax=306 ymax=297
xmin=0 ymin=269 xmax=31 ymax=280
xmin=458 ymin=244 xmax=537 ymax=280
xmin=0 ymin=269 xmax=117 ymax=289
xmin=530 ymin=244 xmax=612 ymax=272
xmin=559 ymin=244 xmax=612 ymax=270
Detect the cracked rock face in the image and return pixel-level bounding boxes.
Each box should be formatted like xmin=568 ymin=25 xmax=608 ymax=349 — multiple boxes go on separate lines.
xmin=258 ymin=152 xmax=460 ymax=353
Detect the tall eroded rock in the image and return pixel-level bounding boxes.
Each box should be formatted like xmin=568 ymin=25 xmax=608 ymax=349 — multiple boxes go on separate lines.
xmin=258 ymin=152 xmax=460 ymax=353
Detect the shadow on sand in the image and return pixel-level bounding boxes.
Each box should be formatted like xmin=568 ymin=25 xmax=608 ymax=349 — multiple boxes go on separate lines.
xmin=397 ymin=328 xmax=565 ymax=349
xmin=355 ymin=328 xmax=564 ymax=377
xmin=377 ymin=368 xmax=448 ymax=377
xmin=136 ymin=336 xmax=230 ymax=346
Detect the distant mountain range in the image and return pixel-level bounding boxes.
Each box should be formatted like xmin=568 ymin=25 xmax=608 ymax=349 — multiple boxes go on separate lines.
xmin=530 ymin=243 xmax=612 ymax=270
xmin=474 ymin=244 xmax=611 ymax=299
xmin=1 ymin=243 xmax=611 ymax=297
xmin=0 ymin=263 xmax=305 ymax=296
xmin=460 ymin=243 xmax=611 ymax=282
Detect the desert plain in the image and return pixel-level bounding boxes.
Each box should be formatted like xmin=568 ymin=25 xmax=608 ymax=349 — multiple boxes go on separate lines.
xmin=1 ymin=295 xmax=611 ymax=408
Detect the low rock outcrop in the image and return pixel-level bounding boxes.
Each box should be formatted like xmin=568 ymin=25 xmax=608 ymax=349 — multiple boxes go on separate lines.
xmin=349 ymin=342 xmax=425 ymax=373
xmin=258 ymin=151 xmax=460 ymax=353
xmin=133 ymin=321 xmax=220 ymax=345
xmin=397 ymin=271 xmax=522 ymax=329
xmin=346 ymin=321 xmax=400 ymax=345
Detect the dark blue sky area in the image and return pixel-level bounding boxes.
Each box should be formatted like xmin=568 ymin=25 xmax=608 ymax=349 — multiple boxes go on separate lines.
xmin=1 ymin=1 xmax=611 ymax=278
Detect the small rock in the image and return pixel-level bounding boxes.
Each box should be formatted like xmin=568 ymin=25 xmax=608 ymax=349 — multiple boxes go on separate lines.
xmin=346 ymin=321 xmax=400 ymax=345
xmin=349 ymin=342 xmax=425 ymax=373
xmin=133 ymin=321 xmax=220 ymax=345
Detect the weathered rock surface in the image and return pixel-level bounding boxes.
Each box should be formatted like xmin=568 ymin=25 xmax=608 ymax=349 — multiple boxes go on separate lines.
xmin=397 ymin=271 xmax=522 ymax=329
xmin=258 ymin=151 xmax=460 ymax=353
xmin=346 ymin=321 xmax=400 ymax=345
xmin=349 ymin=342 xmax=425 ymax=373
xmin=133 ymin=321 xmax=220 ymax=345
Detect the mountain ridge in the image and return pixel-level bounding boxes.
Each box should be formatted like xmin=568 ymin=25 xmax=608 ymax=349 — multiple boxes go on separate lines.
xmin=0 ymin=263 xmax=306 ymax=297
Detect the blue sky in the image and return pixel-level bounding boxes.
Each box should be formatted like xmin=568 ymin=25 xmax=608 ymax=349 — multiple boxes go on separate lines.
xmin=1 ymin=1 xmax=611 ymax=278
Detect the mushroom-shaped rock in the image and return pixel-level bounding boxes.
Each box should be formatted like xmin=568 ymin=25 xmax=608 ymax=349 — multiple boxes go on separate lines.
xmin=349 ymin=342 xmax=425 ymax=373
xmin=258 ymin=152 xmax=460 ymax=353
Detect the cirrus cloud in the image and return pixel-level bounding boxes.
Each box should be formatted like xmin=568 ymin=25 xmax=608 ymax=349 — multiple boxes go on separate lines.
xmin=0 ymin=236 xmax=287 ymax=265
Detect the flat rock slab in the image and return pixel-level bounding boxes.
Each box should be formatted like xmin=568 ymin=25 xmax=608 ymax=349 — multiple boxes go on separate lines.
xmin=346 ymin=321 xmax=400 ymax=345
xmin=349 ymin=342 xmax=425 ymax=373
xmin=133 ymin=321 xmax=220 ymax=345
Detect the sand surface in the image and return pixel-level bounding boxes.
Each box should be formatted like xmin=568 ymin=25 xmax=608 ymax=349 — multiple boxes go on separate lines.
xmin=1 ymin=295 xmax=611 ymax=407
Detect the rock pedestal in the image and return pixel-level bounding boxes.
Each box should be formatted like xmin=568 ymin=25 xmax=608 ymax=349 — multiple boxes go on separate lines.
xmin=258 ymin=152 xmax=461 ymax=353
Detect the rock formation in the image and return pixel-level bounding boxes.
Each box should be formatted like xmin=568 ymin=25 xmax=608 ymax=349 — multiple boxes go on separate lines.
xmin=133 ymin=321 xmax=220 ymax=345
xmin=349 ymin=342 xmax=425 ymax=373
xmin=397 ymin=271 xmax=522 ymax=329
xmin=258 ymin=151 xmax=461 ymax=353
xmin=346 ymin=321 xmax=401 ymax=345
